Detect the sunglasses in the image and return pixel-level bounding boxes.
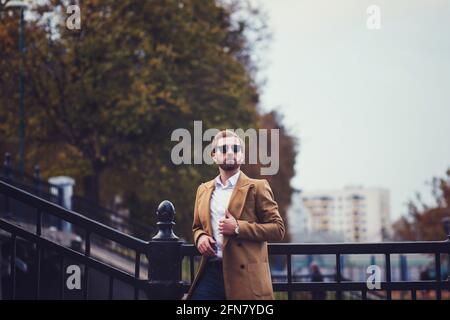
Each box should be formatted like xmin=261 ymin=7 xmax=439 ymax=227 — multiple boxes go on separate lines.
xmin=215 ymin=144 xmax=242 ymax=154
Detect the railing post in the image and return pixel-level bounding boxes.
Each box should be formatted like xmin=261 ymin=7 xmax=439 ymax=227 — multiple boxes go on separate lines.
xmin=146 ymin=200 xmax=184 ymax=299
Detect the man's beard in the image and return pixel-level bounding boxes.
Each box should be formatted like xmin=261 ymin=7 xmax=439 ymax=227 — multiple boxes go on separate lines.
xmin=218 ymin=161 xmax=240 ymax=171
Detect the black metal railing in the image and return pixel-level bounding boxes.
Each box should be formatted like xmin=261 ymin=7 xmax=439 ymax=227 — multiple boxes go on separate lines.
xmin=1 ymin=178 xmax=450 ymax=300
xmin=180 ymin=240 xmax=450 ymax=300
xmin=0 ymin=180 xmax=183 ymax=299
xmin=267 ymin=242 xmax=449 ymax=300
xmin=1 ymin=152 xmax=154 ymax=240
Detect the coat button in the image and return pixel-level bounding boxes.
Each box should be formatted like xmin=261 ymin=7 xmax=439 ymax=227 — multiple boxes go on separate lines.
xmin=240 ymin=264 xmax=245 ymax=269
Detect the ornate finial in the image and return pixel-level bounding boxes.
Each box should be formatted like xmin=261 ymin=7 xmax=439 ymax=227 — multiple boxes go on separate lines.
xmin=152 ymin=200 xmax=179 ymax=240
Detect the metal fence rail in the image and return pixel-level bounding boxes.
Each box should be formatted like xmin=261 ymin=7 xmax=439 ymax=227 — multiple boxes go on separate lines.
xmin=181 ymin=240 xmax=450 ymax=300
xmin=0 ymin=180 xmax=183 ymax=299
xmin=1 ymin=178 xmax=450 ymax=300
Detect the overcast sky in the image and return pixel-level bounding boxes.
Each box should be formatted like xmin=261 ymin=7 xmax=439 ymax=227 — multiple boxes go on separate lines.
xmin=257 ymin=0 xmax=450 ymax=221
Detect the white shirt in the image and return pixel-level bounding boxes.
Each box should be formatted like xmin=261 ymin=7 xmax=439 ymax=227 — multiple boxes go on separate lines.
xmin=210 ymin=170 xmax=241 ymax=260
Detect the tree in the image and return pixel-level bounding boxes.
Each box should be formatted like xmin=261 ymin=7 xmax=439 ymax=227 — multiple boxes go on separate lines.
xmin=392 ymin=169 xmax=450 ymax=241
xmin=0 ymin=0 xmax=298 ymax=241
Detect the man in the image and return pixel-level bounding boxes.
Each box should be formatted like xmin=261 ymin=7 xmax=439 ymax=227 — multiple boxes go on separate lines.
xmin=185 ymin=129 xmax=285 ymax=300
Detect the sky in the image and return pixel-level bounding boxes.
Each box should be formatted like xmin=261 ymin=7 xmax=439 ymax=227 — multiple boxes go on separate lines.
xmin=257 ymin=0 xmax=450 ymax=221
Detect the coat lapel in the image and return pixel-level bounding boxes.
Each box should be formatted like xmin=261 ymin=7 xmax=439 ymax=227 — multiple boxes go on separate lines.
xmin=199 ymin=171 xmax=254 ymax=250
xmin=199 ymin=180 xmax=215 ymax=236
xmin=223 ymin=172 xmax=253 ymax=249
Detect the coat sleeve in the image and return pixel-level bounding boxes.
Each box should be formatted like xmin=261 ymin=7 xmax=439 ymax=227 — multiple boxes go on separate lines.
xmin=236 ymin=179 xmax=285 ymax=242
xmin=192 ymin=184 xmax=209 ymax=247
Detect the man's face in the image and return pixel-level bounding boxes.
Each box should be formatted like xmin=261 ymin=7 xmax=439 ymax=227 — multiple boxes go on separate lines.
xmin=212 ymin=136 xmax=244 ymax=171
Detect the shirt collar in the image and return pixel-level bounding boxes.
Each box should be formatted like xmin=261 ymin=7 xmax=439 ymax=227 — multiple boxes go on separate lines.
xmin=215 ymin=170 xmax=241 ymax=189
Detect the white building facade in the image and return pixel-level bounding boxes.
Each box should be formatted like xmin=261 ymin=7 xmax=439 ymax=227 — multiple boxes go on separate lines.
xmin=289 ymin=186 xmax=391 ymax=243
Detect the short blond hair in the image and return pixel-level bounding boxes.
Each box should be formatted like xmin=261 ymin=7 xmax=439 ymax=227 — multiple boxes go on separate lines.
xmin=211 ymin=130 xmax=244 ymax=155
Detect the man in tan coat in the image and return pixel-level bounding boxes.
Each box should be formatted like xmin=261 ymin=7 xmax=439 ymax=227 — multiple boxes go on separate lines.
xmin=185 ymin=130 xmax=285 ymax=300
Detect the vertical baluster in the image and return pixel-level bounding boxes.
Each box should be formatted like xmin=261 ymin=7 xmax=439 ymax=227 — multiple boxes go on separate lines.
xmin=60 ymin=256 xmax=65 ymax=299
xmin=35 ymin=208 xmax=42 ymax=299
xmin=411 ymin=290 xmax=416 ymax=300
xmin=108 ymin=276 xmax=114 ymax=300
xmin=36 ymin=209 xmax=42 ymax=236
xmin=385 ymin=254 xmax=391 ymax=300
xmin=35 ymin=245 xmax=41 ymax=299
xmin=134 ymin=251 xmax=141 ymax=300
xmin=287 ymin=254 xmax=292 ymax=300
xmin=435 ymin=253 xmax=441 ymax=300
xmin=84 ymin=231 xmax=91 ymax=300
xmin=336 ymin=254 xmax=342 ymax=300
xmin=10 ymin=234 xmax=17 ymax=299
xmin=147 ymin=255 xmax=151 ymax=280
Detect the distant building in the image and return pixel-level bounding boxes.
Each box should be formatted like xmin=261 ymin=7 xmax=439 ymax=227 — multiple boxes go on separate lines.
xmin=287 ymin=189 xmax=310 ymax=240
xmin=288 ymin=186 xmax=391 ymax=243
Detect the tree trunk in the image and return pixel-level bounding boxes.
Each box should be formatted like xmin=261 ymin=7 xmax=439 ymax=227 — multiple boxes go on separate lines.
xmin=82 ymin=161 xmax=103 ymax=204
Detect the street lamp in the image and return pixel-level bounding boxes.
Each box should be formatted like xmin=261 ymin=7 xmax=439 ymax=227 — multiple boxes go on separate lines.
xmin=4 ymin=0 xmax=28 ymax=175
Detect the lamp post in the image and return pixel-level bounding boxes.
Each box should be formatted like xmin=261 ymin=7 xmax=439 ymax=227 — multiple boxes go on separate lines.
xmin=4 ymin=0 xmax=27 ymax=175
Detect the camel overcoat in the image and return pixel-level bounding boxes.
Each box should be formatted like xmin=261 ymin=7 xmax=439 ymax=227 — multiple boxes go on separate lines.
xmin=184 ymin=171 xmax=285 ymax=300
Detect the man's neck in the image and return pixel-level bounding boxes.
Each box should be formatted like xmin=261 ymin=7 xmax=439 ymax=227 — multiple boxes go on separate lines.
xmin=219 ymin=167 xmax=240 ymax=186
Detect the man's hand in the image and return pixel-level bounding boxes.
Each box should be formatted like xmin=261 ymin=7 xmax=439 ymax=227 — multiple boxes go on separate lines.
xmin=219 ymin=210 xmax=237 ymax=236
xmin=197 ymin=234 xmax=217 ymax=257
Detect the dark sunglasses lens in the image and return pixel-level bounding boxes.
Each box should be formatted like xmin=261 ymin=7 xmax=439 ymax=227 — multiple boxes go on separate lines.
xmin=216 ymin=144 xmax=241 ymax=153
